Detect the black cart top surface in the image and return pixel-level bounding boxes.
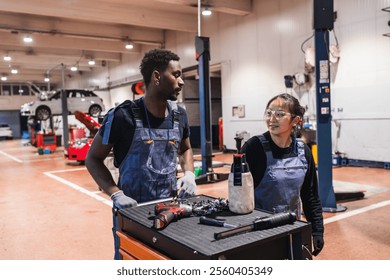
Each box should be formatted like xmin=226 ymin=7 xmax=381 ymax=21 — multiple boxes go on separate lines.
xmin=118 ymin=195 xmax=311 ymax=259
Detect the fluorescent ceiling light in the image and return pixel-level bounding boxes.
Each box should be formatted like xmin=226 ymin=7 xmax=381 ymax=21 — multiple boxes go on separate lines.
xmin=1 ymin=76 xmax=7 ymax=81
xmin=23 ymin=35 xmax=33 ymax=43
xmin=125 ymin=42 xmax=134 ymax=49
xmin=202 ymin=7 xmax=212 ymax=16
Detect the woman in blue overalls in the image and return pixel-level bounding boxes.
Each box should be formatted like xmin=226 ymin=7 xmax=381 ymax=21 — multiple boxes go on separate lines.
xmin=241 ymin=93 xmax=324 ymax=257
xmin=86 ymin=49 xmax=197 ymax=259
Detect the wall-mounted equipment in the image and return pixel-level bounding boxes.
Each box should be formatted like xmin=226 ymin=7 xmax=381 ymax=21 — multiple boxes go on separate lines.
xmin=284 ymin=75 xmax=294 ymax=88
xmin=294 ymin=73 xmax=309 ymax=86
xmin=131 ymin=81 xmax=145 ymax=95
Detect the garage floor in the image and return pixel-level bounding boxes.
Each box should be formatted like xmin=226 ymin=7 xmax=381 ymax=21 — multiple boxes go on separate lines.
xmin=1 ymin=139 xmax=389 ymax=260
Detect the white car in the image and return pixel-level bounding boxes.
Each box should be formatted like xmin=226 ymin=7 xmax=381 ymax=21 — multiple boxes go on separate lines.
xmin=0 ymin=124 xmax=13 ymax=140
xmin=21 ymin=89 xmax=105 ymax=120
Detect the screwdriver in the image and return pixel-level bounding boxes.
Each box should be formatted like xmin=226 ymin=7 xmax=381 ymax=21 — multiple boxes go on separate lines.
xmin=199 ymin=216 xmax=236 ymax=229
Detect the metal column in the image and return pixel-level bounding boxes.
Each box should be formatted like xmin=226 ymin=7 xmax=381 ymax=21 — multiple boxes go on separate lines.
xmin=195 ymin=36 xmax=213 ymax=174
xmin=60 ymin=64 xmax=70 ymax=149
xmin=314 ymin=0 xmax=346 ymax=212
xmin=194 ymin=36 xmax=228 ymax=184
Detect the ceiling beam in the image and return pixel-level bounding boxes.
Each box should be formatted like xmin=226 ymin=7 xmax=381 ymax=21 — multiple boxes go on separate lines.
xmin=0 ymin=0 xmax=198 ymax=32
xmin=0 ymin=54 xmax=107 ymax=71
xmin=0 ymin=49 xmax=121 ymax=64
xmin=0 ymin=66 xmax=95 ymax=84
xmin=0 ymin=31 xmax=143 ymax=54
xmin=0 ymin=12 xmax=165 ymax=45
xmin=155 ymin=0 xmax=252 ymax=16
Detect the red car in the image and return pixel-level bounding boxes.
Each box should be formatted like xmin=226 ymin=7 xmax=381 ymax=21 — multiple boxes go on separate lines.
xmin=64 ymin=111 xmax=101 ymax=164
xmin=65 ymin=137 xmax=93 ymax=163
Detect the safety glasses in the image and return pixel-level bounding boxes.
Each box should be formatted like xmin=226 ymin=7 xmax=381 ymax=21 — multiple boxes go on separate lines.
xmin=264 ymin=109 xmax=293 ymax=119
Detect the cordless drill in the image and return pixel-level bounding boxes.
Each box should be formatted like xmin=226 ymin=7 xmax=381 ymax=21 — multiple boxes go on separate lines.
xmin=154 ymin=201 xmax=193 ymax=230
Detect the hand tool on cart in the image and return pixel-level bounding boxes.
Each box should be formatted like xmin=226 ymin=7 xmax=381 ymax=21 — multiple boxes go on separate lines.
xmin=214 ymin=211 xmax=296 ymax=240
xmin=199 ymin=216 xmax=236 ymax=229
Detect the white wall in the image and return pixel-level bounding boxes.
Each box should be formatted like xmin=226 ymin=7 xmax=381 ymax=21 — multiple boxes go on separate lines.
xmin=71 ymin=0 xmax=390 ymax=162
xmin=201 ymin=0 xmax=315 ymax=150
xmin=329 ymin=0 xmax=390 ymax=161
xmin=201 ymin=0 xmax=390 ymax=161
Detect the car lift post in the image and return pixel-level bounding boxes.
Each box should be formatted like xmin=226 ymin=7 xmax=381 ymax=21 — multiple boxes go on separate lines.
xmin=194 ymin=36 xmax=228 ymax=184
xmin=314 ymin=0 xmax=347 ymax=212
xmin=60 ymin=63 xmax=70 ymax=149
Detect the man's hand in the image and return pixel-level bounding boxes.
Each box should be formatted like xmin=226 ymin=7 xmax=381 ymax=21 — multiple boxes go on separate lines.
xmin=312 ymin=235 xmax=324 ymax=256
xmin=177 ymin=171 xmax=197 ymax=198
xmin=111 ymin=190 xmax=137 ymax=209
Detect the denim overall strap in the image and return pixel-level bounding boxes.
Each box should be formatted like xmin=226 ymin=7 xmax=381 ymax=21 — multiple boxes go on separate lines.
xmin=254 ymin=135 xmax=308 ymax=218
xmin=118 ymin=98 xmax=181 ymax=203
xmin=102 ymin=108 xmax=115 ymax=145
xmin=168 ymin=100 xmax=180 ymax=131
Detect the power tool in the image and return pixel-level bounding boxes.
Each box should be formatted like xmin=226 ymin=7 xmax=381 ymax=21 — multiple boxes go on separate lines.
xmin=153 ymin=201 xmax=193 ymax=230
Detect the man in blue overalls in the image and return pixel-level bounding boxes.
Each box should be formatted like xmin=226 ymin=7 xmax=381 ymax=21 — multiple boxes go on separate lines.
xmin=86 ymin=49 xmax=197 ymax=259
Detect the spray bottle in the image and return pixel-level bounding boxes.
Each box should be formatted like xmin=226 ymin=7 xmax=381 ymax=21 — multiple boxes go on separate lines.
xmin=228 ymin=136 xmax=254 ymax=214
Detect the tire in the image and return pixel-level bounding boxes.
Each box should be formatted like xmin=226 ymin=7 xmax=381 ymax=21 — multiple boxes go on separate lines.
xmin=88 ymin=105 xmax=102 ymax=117
xmin=36 ymin=106 xmax=51 ymax=120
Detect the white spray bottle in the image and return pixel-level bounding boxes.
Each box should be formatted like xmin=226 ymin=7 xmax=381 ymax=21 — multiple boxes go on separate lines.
xmin=228 ymin=136 xmax=255 ymax=214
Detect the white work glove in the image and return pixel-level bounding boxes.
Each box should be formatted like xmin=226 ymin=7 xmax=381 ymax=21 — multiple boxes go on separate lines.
xmin=177 ymin=171 xmax=197 ymax=198
xmin=110 ymin=190 xmax=138 ymax=210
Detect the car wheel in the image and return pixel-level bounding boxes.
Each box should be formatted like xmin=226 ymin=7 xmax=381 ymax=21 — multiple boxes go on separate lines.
xmin=36 ymin=106 xmax=51 ymax=120
xmin=89 ymin=105 xmax=102 ymax=117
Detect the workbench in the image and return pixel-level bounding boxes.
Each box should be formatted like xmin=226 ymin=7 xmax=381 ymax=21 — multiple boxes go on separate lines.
xmin=117 ymin=195 xmax=313 ymax=260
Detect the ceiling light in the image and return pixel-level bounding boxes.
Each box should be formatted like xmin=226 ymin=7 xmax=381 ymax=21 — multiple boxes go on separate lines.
xmin=1 ymin=75 xmax=7 ymax=81
xmin=44 ymin=74 xmax=50 ymax=82
xmin=70 ymin=65 xmax=78 ymax=71
xmin=3 ymin=54 xmax=11 ymax=61
xmin=11 ymin=68 xmax=18 ymax=74
xmin=23 ymin=35 xmax=33 ymax=43
xmin=88 ymin=59 xmax=96 ymax=66
xmin=202 ymin=7 xmax=212 ymax=16
xmin=125 ymin=42 xmax=134 ymax=49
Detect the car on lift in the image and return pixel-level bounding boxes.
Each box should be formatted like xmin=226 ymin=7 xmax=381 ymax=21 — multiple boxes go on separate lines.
xmin=20 ymin=89 xmax=105 ymax=120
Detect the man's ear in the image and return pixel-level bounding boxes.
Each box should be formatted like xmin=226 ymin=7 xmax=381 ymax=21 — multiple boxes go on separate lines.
xmin=152 ymin=70 xmax=160 ymax=84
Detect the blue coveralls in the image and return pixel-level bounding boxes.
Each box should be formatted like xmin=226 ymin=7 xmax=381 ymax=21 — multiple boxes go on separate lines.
xmin=102 ymin=98 xmax=181 ymax=259
xmin=254 ymin=135 xmax=308 ymax=218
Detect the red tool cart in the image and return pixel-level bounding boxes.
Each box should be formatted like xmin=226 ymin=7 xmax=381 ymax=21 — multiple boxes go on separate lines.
xmin=36 ymin=132 xmax=57 ymax=152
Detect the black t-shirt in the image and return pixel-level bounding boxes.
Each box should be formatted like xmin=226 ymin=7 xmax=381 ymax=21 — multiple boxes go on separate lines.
xmin=99 ymin=98 xmax=190 ymax=167
xmin=241 ymin=131 xmax=324 ymax=235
